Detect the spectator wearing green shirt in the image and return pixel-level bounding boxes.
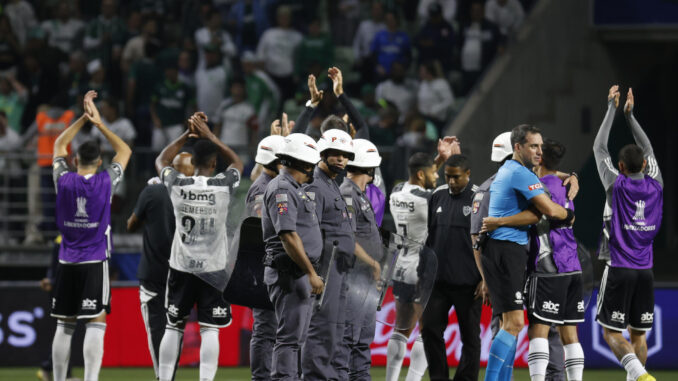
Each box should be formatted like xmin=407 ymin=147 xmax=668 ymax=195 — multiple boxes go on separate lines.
xmin=0 ymin=75 xmax=28 ymax=133
xmin=295 ymin=18 xmax=334 ymax=78
xmin=126 ymin=40 xmax=162 ymax=147
xmin=83 ymin=0 xmax=126 ymax=66
xmin=241 ymin=51 xmax=280 ymax=134
xmin=150 ymin=61 xmax=195 ymax=151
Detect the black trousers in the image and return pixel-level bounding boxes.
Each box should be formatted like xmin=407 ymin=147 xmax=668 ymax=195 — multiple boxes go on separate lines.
xmin=140 ymin=279 xmax=180 ymax=381
xmin=422 ymin=283 xmax=481 ymax=381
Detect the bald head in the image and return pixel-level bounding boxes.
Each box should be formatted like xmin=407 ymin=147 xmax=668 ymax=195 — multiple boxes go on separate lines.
xmin=172 ymin=152 xmax=194 ymax=176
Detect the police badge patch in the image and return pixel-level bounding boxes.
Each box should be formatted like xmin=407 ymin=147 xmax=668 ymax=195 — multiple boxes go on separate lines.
xmin=463 ymin=205 xmax=472 ymax=216
xmin=277 ymin=203 xmax=288 ymax=215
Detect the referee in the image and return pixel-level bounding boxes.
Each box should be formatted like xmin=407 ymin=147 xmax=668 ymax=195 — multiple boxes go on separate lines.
xmin=422 ymin=154 xmax=481 ymax=381
xmin=482 ymin=124 xmax=573 ymax=381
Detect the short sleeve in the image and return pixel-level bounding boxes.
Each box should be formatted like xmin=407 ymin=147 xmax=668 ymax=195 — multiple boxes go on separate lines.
xmin=266 ymin=189 xmax=298 ymax=234
xmin=207 ymin=168 xmax=241 ymax=191
xmin=52 ymin=157 xmax=69 ymax=192
xmin=512 ymin=167 xmax=544 ymax=201
xmin=304 ymin=183 xmax=324 ymax=223
xmin=106 ymin=162 xmax=124 ymax=193
xmin=160 ymin=166 xmax=180 ymax=191
xmin=133 ymin=186 xmax=151 ymax=220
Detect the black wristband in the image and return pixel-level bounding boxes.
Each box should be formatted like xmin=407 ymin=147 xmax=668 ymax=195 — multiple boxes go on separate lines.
xmin=569 ymin=172 xmax=579 ymax=180
xmin=564 ymin=208 xmax=575 ymax=225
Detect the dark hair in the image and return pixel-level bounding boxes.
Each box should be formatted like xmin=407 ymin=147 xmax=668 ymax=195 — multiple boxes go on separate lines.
xmin=541 ymin=138 xmax=566 ymax=170
xmin=618 ymin=144 xmax=645 ymax=173
xmin=408 ymin=152 xmax=433 ymax=177
xmin=102 ymin=97 xmax=119 ymax=113
xmin=510 ymin=124 xmax=541 ymax=147
xmin=192 ymin=139 xmax=218 ymax=168
xmin=445 ymin=154 xmax=469 ymax=171
xmin=77 ymin=140 xmax=101 ymax=166
xmin=320 ymin=115 xmax=349 ymax=134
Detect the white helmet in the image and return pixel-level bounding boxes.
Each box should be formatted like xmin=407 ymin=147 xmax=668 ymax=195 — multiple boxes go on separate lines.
xmin=491 ymin=132 xmax=513 ymax=162
xmin=317 ymin=129 xmax=355 ymax=160
xmin=255 ymin=135 xmax=285 ymax=165
xmin=348 ymin=139 xmax=381 ymax=168
xmin=276 ymin=133 xmax=321 ymax=165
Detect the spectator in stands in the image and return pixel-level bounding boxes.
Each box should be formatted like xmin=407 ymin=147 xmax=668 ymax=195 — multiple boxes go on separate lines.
xmin=228 ymin=0 xmax=271 ymax=53
xmin=194 ymin=11 xmax=237 ymax=70
xmin=124 ymin=10 xmax=142 ymax=41
xmin=418 ymin=0 xmax=457 ymax=25
xmin=352 ymin=83 xmax=380 ymax=130
xmin=375 ymin=61 xmax=418 ymax=119
xmin=86 ymin=59 xmax=111 ymax=101
xmin=330 ymin=0 xmax=361 ymax=46
xmin=0 ymin=15 xmax=22 ymax=76
xmin=126 ymin=39 xmax=162 ymax=146
xmin=18 ymin=53 xmax=61 ymax=129
xmin=256 ymin=5 xmax=303 ymax=102
xmin=295 ymin=18 xmax=334 ymax=78
xmin=0 ymin=75 xmax=28 ymax=133
xmin=370 ymin=103 xmax=399 ymax=147
xmin=93 ymin=98 xmax=136 ymax=152
xmin=150 ymin=60 xmax=195 ymax=151
xmin=352 ymin=1 xmax=385 ymax=84
xmin=122 ymin=16 xmax=158 ymax=72
xmin=213 ymin=78 xmax=258 ymax=159
xmin=4 ymin=0 xmax=37 ymax=48
xmin=0 ymin=110 xmax=21 ymax=244
xmin=195 ymin=44 xmax=228 ymax=121
xmin=241 ymin=51 xmax=280 ymax=132
xmin=40 ymin=2 xmax=85 ymax=56
xmin=417 ymin=60 xmax=454 ymax=133
xmin=485 ymin=0 xmax=525 ymax=37
xmin=390 ymin=116 xmax=434 ymax=183
xmin=370 ymin=10 xmax=412 ymax=80
xmin=177 ymin=50 xmax=196 ymax=88
xmin=60 ymin=51 xmax=89 ymax=111
xmin=416 ymin=2 xmax=456 ymax=71
xmin=459 ymin=0 xmax=502 ymax=95
xmin=0 ymin=111 xmax=20 ymax=152
xmin=83 ymin=0 xmax=126 ymax=68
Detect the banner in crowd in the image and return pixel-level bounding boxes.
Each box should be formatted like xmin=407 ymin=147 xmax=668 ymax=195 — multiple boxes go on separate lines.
xmin=0 ymin=286 xmax=675 ymax=368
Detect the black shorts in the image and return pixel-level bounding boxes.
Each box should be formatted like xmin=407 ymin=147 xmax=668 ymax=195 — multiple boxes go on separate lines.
xmin=526 ymin=273 xmax=585 ymax=326
xmin=596 ymin=266 xmax=654 ymax=332
xmin=51 ymin=261 xmax=111 ymax=319
xmin=165 ymin=268 xmax=232 ymax=328
xmin=481 ymin=239 xmax=527 ymax=314
xmin=392 ymin=280 xmax=419 ymax=303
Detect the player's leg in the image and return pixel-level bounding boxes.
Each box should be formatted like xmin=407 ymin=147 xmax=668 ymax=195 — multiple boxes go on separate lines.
xmin=545 ymin=326 xmax=566 ymax=381
xmin=385 ymin=288 xmax=417 ymax=381
xmin=250 ymin=308 xmax=277 ymax=381
xmin=50 ymin=262 xmax=77 ymax=381
xmin=197 ymin=277 xmax=232 ymax=381
xmin=158 ymin=269 xmax=194 ymax=381
xmin=527 ymin=323 xmax=551 ymax=381
xmin=420 ymin=283 xmax=452 ymax=381
xmin=52 ymin=318 xmax=76 ymax=381
xmin=405 ymin=331 xmax=427 ymax=381
xmin=140 ymin=280 xmax=167 ymax=378
xmin=83 ymin=312 xmax=107 ymax=381
xmin=559 ymin=325 xmax=583 ymax=381
xmin=626 ymin=268 xmax=655 ymax=380
xmin=450 ymin=285 xmax=482 ymax=381
xmin=80 ymin=261 xmax=110 ymax=381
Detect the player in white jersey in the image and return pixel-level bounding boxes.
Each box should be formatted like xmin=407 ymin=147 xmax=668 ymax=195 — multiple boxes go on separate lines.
xmin=154 ymin=112 xmax=244 ymax=381
xmin=385 ymin=138 xmax=459 ymax=381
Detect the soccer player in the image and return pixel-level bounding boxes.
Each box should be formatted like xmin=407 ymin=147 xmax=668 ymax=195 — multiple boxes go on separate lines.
xmin=50 ymin=90 xmax=131 ymax=381
xmin=155 ymin=112 xmax=243 ymax=381
xmin=482 ymin=124 xmax=573 ymax=381
xmin=127 ymin=150 xmax=194 ymax=380
xmin=593 ymin=86 xmax=662 ymax=381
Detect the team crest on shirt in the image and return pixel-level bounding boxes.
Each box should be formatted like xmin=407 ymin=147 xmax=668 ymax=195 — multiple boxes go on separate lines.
xmin=75 ymin=197 xmax=89 ymax=218
xmin=463 ymin=205 xmax=472 ymax=216
xmin=277 ymin=203 xmax=288 ymax=215
xmin=472 ymin=201 xmax=480 ymax=214
xmin=528 ymin=183 xmax=543 ymax=191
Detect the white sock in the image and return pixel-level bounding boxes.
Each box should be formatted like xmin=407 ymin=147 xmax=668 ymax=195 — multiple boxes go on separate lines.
xmin=199 ymin=326 xmax=220 ymax=381
xmin=158 ymin=326 xmax=184 ymax=381
xmin=627 ymin=375 xmax=635 ymax=381
xmin=52 ymin=321 xmax=75 ymax=381
xmin=385 ymin=332 xmax=408 ymax=381
xmin=564 ymin=343 xmax=584 ymax=381
xmin=528 ymin=338 xmax=549 ymax=381
xmin=621 ymin=353 xmax=646 ymax=381
xmin=83 ymin=322 xmax=106 ymax=381
xmin=405 ymin=335 xmax=428 ymax=381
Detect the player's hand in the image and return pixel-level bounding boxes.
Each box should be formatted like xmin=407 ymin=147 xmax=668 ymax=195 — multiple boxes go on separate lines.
xmin=270 ymin=119 xmax=282 ymax=135
xmin=474 ymin=281 xmax=490 ymax=305
xmin=624 ymin=87 xmax=634 ymax=115
xmin=39 ymin=277 xmax=52 ymax=292
xmin=84 ymin=90 xmax=103 ymax=126
xmin=437 ymin=136 xmax=460 ymax=161
xmin=563 ymin=174 xmax=579 ymax=200
xmin=309 ymin=274 xmax=324 ymax=295
xmin=281 ymin=112 xmax=293 ymax=136
xmin=608 ymin=85 xmax=620 ymax=108
xmin=328 ymin=66 xmax=343 ymax=96
xmin=189 ymin=113 xmax=214 ymax=140
xmin=481 ymin=217 xmax=502 ymax=233
xmin=308 ymin=74 xmax=323 ymax=106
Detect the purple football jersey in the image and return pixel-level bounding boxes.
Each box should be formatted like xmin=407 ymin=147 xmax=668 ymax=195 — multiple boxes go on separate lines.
xmin=608 ymin=175 xmax=663 ymax=269
xmin=55 ymin=171 xmax=113 ymax=263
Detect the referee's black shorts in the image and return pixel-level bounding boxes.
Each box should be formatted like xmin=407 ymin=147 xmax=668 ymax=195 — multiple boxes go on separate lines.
xmin=481 ymin=238 xmax=527 ymax=314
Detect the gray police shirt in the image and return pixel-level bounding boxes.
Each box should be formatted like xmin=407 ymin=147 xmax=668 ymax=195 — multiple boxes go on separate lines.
xmin=470 ymin=173 xmax=496 ymax=236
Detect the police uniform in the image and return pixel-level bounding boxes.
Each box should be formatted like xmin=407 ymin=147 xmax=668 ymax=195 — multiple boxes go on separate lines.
xmin=244 ymin=171 xmax=277 ymax=381
xmin=262 ymin=169 xmax=322 ymax=380
xmin=301 ymin=166 xmax=356 ymax=381
xmin=422 ymin=184 xmax=481 ymax=381
xmin=337 ymin=177 xmax=383 ymax=380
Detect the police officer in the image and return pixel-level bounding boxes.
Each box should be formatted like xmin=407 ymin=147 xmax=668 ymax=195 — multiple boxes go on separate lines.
xmin=338 ymin=139 xmax=383 ymax=380
xmin=261 ymin=133 xmax=324 ymax=380
xmin=301 ymin=129 xmax=379 ymax=380
xmin=422 ymin=154 xmax=482 ymax=381
xmin=245 ymin=134 xmax=285 ymax=381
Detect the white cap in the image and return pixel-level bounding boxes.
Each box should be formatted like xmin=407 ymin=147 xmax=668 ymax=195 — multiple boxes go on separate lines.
xmin=255 ymin=135 xmax=285 ymax=165
xmin=348 ymin=139 xmax=381 ymax=168
xmin=491 ymin=132 xmax=513 ymax=162
xmin=276 ymin=133 xmax=321 ymax=165
xmin=317 ymin=129 xmax=354 ymax=160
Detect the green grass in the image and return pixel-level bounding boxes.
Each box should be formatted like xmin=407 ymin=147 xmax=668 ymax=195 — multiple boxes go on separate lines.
xmin=2 ymin=367 xmax=678 ymax=380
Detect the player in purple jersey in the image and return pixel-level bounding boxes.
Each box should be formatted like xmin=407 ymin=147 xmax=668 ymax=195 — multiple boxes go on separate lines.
xmin=593 ymin=86 xmax=663 ymax=381
xmin=50 ymin=90 xmax=132 ymax=381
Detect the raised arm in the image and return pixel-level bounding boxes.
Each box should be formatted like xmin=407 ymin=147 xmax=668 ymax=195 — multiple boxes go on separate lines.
xmin=292 ymin=74 xmax=324 ymax=134
xmin=85 ymin=92 xmax=132 ymax=170
xmin=190 ymin=112 xmax=244 ymax=174
xmin=433 ymin=136 xmax=461 ymax=170
xmin=329 ymin=67 xmax=370 ymax=140
xmin=155 ymin=130 xmax=190 ymax=175
xmin=624 ymin=88 xmax=663 ymax=186
xmin=53 ymin=114 xmax=89 ymax=159
xmin=593 ymin=85 xmax=620 ymax=190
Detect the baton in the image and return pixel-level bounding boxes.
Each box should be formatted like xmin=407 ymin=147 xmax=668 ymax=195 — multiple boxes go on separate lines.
xmin=376 ymin=244 xmax=402 ymax=311
xmin=314 ymin=240 xmax=338 ymax=311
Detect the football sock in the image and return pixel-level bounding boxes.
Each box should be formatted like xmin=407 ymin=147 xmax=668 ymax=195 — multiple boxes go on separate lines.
xmin=159 ymin=326 xmax=184 ymax=381
xmin=564 ymin=343 xmax=585 ymax=381
xmin=527 ymin=338 xmax=549 ymax=381
xmin=499 ymin=332 xmax=518 ymax=381
xmin=199 ymin=326 xmax=220 ymax=381
xmin=405 ymin=335 xmax=428 ymax=381
xmin=385 ymin=332 xmax=408 ymax=381
xmin=83 ymin=322 xmax=106 ymax=381
xmin=621 ymin=353 xmax=646 ymax=381
xmin=52 ymin=321 xmax=75 ymax=381
xmin=485 ymin=329 xmax=516 ymax=381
